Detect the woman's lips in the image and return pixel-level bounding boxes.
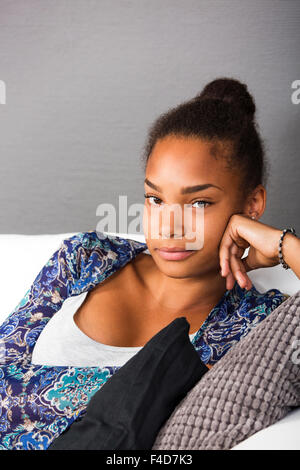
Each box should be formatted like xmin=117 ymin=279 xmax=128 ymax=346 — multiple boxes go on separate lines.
xmin=156 ymin=248 xmax=196 ymax=261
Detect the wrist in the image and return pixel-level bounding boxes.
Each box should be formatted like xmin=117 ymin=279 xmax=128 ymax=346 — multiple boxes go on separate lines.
xmin=279 ymin=231 xmax=299 ymax=270
xmin=272 ymin=229 xmax=284 ymax=264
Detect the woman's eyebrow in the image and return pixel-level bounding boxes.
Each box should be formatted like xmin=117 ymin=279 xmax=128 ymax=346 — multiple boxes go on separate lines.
xmin=144 ymin=178 xmax=223 ymax=193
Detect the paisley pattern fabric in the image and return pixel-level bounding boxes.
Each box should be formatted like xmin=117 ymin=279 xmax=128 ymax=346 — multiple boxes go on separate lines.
xmin=0 ymin=230 xmax=288 ymax=450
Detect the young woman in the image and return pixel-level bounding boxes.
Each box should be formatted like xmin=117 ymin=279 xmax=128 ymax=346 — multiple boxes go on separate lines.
xmin=0 ymin=77 xmax=299 ymax=450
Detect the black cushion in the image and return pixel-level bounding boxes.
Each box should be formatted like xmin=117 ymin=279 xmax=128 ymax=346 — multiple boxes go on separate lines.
xmin=49 ymin=317 xmax=208 ymax=450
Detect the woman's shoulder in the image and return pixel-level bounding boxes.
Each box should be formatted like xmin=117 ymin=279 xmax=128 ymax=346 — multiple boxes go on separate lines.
xmin=252 ymin=285 xmax=290 ymax=304
xmin=62 ymin=230 xmax=148 ymax=258
xmin=228 ymin=282 xmax=290 ymax=321
xmin=62 ymin=231 xmax=148 ymax=295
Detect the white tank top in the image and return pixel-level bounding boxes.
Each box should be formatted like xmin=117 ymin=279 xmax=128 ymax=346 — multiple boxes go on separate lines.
xmin=31 ymin=292 xmax=198 ymax=368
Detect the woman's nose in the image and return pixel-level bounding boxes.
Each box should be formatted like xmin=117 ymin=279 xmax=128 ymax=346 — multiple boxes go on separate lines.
xmin=159 ymin=204 xmax=185 ymax=240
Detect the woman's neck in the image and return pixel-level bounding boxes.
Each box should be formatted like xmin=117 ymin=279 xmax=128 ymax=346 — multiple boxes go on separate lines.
xmin=136 ymin=253 xmax=228 ymax=318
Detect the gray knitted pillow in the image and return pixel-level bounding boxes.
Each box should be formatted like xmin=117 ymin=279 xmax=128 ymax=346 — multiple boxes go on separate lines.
xmin=152 ymin=290 xmax=300 ymax=450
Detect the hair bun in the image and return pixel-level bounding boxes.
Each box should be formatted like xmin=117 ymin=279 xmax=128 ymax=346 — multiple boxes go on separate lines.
xmin=193 ymin=77 xmax=256 ymax=121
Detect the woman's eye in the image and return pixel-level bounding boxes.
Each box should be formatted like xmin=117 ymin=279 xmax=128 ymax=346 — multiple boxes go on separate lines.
xmin=192 ymin=200 xmax=211 ymax=209
xmin=144 ymin=195 xmax=162 ymax=206
xmin=144 ymin=195 xmax=211 ymax=209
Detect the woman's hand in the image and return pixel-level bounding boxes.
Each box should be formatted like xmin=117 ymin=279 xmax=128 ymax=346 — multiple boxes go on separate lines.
xmin=218 ymin=214 xmax=283 ymax=291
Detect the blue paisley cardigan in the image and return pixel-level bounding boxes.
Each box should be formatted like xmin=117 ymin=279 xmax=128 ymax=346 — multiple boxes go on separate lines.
xmin=0 ymin=230 xmax=288 ymax=450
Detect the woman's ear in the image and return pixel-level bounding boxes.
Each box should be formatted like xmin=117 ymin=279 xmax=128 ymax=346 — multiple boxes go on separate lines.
xmin=243 ymin=184 xmax=266 ymax=220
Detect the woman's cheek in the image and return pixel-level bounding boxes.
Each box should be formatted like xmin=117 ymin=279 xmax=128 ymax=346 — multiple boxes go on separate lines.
xmin=202 ymin=219 xmax=225 ymax=254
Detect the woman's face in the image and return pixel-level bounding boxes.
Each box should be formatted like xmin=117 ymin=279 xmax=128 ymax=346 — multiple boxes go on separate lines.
xmin=143 ymin=135 xmax=246 ymax=279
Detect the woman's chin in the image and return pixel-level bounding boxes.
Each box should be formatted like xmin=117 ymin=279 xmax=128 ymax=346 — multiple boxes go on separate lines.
xmin=151 ymin=253 xmax=203 ymax=278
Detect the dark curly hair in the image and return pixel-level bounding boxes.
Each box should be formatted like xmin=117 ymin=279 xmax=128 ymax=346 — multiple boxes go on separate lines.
xmin=140 ymin=77 xmax=269 ymax=200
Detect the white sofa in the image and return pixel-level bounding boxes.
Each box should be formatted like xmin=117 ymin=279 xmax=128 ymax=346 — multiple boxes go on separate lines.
xmin=0 ymin=231 xmax=299 ymax=450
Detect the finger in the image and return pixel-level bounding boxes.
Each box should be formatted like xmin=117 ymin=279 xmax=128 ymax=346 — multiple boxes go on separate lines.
xmin=241 ymin=256 xmax=253 ymax=275
xmin=219 ymin=238 xmax=232 ymax=277
xmin=230 ymin=243 xmax=238 ymax=254
xmin=236 ymin=256 xmax=253 ymax=290
xmin=229 ymin=251 xmax=252 ymax=290
xmin=221 ymin=257 xmax=230 ymax=277
xmin=225 ymin=270 xmax=236 ymax=290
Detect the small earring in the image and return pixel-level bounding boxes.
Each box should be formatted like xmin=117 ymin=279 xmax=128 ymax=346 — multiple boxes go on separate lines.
xmin=251 ymin=215 xmax=256 ymax=220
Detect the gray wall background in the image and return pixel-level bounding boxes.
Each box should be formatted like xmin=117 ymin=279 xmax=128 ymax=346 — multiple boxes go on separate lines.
xmin=0 ymin=0 xmax=299 ymax=235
